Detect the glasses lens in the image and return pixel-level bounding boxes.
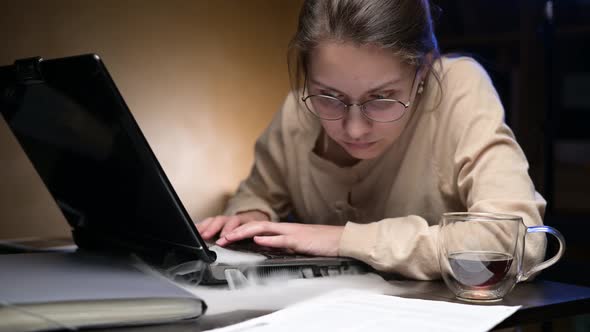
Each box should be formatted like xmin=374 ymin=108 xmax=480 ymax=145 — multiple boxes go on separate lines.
xmin=304 ymin=95 xmax=345 ymax=120
xmin=363 ymin=99 xmax=406 ymax=122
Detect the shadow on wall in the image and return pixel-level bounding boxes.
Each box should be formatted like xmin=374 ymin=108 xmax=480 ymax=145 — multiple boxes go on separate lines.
xmin=0 ymin=0 xmax=303 ymax=239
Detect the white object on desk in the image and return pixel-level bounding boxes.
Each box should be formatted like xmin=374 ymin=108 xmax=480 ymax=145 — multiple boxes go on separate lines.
xmin=205 ymin=289 xmax=521 ymax=332
xmin=0 ymin=252 xmax=207 ymax=332
xmin=207 ymin=244 xmax=267 ymax=265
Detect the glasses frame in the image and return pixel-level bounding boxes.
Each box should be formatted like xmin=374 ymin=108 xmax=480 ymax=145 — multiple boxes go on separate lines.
xmin=301 ymin=68 xmax=421 ymax=123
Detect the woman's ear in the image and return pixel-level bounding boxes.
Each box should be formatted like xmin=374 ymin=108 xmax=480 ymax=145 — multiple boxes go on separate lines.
xmin=417 ymin=80 xmax=425 ymax=95
xmin=414 ymin=51 xmax=435 ymax=96
xmin=419 ymin=51 xmax=435 ymax=81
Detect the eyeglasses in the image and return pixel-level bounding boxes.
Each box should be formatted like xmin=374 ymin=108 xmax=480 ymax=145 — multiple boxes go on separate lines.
xmin=301 ymin=69 xmax=420 ymax=123
xmin=301 ymin=95 xmax=410 ymax=123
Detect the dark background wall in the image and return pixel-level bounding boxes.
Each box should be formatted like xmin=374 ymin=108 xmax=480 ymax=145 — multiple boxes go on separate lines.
xmin=0 ymin=0 xmax=303 ymax=239
xmin=434 ymin=0 xmax=590 ymax=288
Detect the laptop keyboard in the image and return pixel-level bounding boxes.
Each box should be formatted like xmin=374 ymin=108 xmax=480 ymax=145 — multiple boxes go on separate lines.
xmin=199 ymin=240 xmax=369 ymax=285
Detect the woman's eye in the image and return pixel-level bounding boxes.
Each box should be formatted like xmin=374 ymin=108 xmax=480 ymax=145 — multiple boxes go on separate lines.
xmin=370 ymin=91 xmax=398 ymax=99
xmin=321 ymin=91 xmax=340 ymax=98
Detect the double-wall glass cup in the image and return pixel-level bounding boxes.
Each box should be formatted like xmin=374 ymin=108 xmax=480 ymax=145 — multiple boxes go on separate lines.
xmin=438 ymin=212 xmax=565 ymax=302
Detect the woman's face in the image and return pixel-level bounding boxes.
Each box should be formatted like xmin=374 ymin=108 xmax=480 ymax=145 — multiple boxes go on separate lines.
xmin=307 ymin=42 xmax=418 ymax=160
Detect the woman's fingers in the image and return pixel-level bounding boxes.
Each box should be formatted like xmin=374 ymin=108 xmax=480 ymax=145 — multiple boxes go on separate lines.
xmin=195 ymin=217 xmax=213 ymax=233
xmin=201 ymin=216 xmax=232 ymax=240
xmin=253 ymin=235 xmax=296 ymax=250
xmin=197 ymin=213 xmax=272 ymax=242
xmin=229 ymin=221 xmax=285 ymax=240
xmin=214 ymin=222 xmax=344 ymax=256
xmin=219 ymin=217 xmax=242 ymax=238
xmin=216 ymin=221 xmax=286 ymax=245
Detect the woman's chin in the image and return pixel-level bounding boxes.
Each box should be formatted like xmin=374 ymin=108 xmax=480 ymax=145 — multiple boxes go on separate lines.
xmin=342 ymin=141 xmax=383 ymax=160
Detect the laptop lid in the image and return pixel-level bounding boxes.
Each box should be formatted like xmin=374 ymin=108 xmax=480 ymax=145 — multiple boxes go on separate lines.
xmin=0 ymin=54 xmax=216 ymax=264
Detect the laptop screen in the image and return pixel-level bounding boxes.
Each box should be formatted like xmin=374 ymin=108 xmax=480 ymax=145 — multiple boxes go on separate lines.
xmin=0 ymin=54 xmax=216 ymax=263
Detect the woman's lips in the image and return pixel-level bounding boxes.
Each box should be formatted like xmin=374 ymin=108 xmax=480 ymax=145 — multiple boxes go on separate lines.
xmin=343 ymin=141 xmax=376 ymax=150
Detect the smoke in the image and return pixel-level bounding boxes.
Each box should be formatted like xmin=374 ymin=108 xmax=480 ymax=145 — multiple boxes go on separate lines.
xmin=133 ymin=254 xmax=402 ymax=316
xmin=180 ymin=273 xmax=396 ymax=315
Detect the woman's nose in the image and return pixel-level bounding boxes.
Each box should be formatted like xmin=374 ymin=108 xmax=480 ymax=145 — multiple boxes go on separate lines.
xmin=342 ymin=106 xmax=372 ymax=139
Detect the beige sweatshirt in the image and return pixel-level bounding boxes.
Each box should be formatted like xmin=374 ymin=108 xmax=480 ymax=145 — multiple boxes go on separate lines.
xmin=224 ymin=56 xmax=546 ymax=280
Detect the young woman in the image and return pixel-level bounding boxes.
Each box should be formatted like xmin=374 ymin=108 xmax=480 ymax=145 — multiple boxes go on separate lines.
xmin=197 ymin=0 xmax=546 ymax=280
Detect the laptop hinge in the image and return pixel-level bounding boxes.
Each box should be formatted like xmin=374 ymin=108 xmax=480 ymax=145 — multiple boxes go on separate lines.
xmin=15 ymin=56 xmax=44 ymax=84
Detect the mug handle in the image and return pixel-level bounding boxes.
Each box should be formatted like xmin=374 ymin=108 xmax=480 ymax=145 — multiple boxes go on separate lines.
xmin=518 ymin=225 xmax=566 ymax=282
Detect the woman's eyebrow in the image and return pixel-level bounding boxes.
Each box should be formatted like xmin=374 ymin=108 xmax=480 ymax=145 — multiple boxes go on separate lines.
xmin=366 ymin=78 xmax=403 ymax=93
xmin=308 ymin=79 xmax=346 ymax=95
xmin=309 ymin=78 xmax=402 ymax=95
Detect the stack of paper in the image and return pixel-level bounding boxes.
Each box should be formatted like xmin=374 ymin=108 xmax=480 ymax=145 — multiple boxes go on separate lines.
xmin=206 ymin=289 xmax=520 ymax=332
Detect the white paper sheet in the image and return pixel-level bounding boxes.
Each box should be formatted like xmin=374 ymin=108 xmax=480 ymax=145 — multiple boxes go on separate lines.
xmin=205 ymin=289 xmax=521 ymax=332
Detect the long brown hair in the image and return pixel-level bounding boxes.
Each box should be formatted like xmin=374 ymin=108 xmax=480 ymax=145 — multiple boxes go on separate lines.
xmin=288 ymin=0 xmax=441 ymax=98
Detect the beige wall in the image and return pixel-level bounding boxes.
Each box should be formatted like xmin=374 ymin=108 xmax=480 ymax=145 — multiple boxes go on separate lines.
xmin=0 ymin=0 xmax=302 ymax=239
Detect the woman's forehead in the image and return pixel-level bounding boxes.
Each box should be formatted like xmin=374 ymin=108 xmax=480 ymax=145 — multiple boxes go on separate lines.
xmin=309 ymin=43 xmax=411 ymax=78
xmin=307 ymin=42 xmax=413 ymax=92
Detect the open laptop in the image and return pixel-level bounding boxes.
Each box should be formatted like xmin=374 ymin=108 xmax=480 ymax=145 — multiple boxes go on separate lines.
xmin=0 ymin=54 xmax=366 ymax=284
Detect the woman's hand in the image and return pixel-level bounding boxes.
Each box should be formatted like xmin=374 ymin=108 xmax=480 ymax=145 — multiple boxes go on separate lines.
xmin=215 ymin=221 xmax=344 ymax=257
xmin=196 ymin=210 xmax=269 ymax=241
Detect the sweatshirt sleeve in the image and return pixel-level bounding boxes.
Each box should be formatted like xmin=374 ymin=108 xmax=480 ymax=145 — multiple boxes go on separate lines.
xmin=223 ymin=97 xmax=293 ymax=221
xmin=339 ymin=215 xmax=441 ymax=280
xmin=339 ymin=58 xmax=546 ymax=280
xmin=445 ymin=59 xmax=547 ymax=276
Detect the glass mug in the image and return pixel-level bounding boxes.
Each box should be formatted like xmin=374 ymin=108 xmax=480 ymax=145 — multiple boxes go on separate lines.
xmin=438 ymin=212 xmax=565 ymax=302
